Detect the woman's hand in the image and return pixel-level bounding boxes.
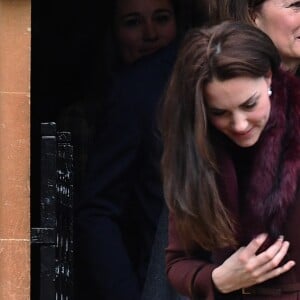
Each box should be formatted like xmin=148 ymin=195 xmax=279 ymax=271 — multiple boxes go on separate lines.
xmin=211 ymin=233 xmax=296 ymax=293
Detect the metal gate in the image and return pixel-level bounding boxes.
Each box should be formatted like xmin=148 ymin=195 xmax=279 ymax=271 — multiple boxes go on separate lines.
xmin=31 ymin=122 xmax=74 ymax=300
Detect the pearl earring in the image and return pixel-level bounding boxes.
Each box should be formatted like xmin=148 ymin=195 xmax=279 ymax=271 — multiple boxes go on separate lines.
xmin=268 ymin=88 xmax=272 ymax=96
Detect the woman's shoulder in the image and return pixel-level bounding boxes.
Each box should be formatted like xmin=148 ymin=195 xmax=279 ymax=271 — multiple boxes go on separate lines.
xmin=115 ymin=41 xmax=179 ymax=85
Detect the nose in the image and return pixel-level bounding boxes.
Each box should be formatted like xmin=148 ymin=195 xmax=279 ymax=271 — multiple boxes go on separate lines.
xmin=143 ymin=21 xmax=158 ymax=41
xmin=230 ymin=112 xmax=248 ymax=133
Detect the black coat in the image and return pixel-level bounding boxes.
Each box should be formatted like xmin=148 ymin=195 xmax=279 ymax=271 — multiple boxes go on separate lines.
xmin=76 ymin=42 xmax=178 ymax=300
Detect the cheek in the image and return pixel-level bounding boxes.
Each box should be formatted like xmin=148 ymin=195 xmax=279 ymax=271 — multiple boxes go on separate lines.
xmin=256 ymin=11 xmax=282 ymax=40
xmin=269 ymin=22 xmax=291 ymax=43
xmin=159 ymin=22 xmax=177 ymax=42
xmin=251 ymin=103 xmax=271 ymax=126
xmin=118 ymin=29 xmax=141 ymax=50
xmin=260 ymin=14 xmax=293 ymax=45
xmin=208 ymin=117 xmax=228 ymax=133
xmin=256 ymin=110 xmax=270 ymax=125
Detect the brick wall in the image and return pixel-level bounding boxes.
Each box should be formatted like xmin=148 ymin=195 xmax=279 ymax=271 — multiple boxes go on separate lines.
xmin=0 ymin=1 xmax=31 ymax=299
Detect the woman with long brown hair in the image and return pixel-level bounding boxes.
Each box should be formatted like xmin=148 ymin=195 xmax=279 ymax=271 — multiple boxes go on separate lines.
xmin=162 ymin=21 xmax=300 ymax=299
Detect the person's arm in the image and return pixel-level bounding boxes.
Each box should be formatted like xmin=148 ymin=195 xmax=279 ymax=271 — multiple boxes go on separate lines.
xmin=76 ymin=78 xmax=143 ymax=300
xmin=166 ymin=212 xmax=295 ymax=299
xmin=166 ymin=213 xmax=217 ymax=300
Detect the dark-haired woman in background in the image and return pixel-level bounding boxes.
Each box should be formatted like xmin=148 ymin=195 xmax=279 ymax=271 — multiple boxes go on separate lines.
xmin=75 ymin=1 xmax=209 ymax=299
xmin=208 ymin=0 xmax=300 ymax=76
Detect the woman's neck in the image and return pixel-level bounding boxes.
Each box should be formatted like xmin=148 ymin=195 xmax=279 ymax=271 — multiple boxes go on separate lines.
xmin=280 ymin=59 xmax=299 ymax=74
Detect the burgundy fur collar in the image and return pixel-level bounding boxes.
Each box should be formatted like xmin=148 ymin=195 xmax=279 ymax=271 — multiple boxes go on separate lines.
xmin=238 ymin=70 xmax=300 ymax=241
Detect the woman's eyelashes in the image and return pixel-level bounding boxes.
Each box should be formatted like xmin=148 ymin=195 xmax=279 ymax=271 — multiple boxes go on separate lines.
xmin=242 ymin=98 xmax=258 ymax=110
xmin=207 ymin=97 xmax=259 ymax=117
xmin=153 ymin=12 xmax=173 ymax=24
xmin=122 ymin=15 xmax=141 ymax=28
xmin=208 ymin=108 xmax=227 ymax=117
xmin=122 ymin=10 xmax=173 ymax=28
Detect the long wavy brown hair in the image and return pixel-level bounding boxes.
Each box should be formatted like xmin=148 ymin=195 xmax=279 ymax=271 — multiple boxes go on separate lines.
xmin=161 ymin=21 xmax=280 ymax=250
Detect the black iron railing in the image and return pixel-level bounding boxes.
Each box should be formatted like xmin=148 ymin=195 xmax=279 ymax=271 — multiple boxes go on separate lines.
xmin=31 ymin=122 xmax=74 ymax=300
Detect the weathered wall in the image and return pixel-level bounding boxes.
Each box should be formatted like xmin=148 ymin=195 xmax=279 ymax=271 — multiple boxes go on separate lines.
xmin=0 ymin=1 xmax=31 ymax=299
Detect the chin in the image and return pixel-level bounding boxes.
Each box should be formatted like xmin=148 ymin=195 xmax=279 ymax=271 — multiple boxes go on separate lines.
xmin=232 ymin=136 xmax=259 ymax=148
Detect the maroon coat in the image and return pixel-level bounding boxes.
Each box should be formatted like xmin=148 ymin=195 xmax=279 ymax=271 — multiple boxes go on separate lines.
xmin=166 ymin=70 xmax=300 ymax=299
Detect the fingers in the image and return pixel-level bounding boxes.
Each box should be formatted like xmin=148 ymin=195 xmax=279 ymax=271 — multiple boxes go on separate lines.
xmin=256 ymin=259 xmax=296 ymax=284
xmin=255 ymin=238 xmax=288 ymax=272
xmin=249 ymin=240 xmax=293 ymax=279
xmin=238 ymin=233 xmax=268 ymax=263
xmin=240 ymin=236 xmax=295 ymax=285
xmin=254 ymin=235 xmax=285 ymax=267
xmin=241 ymin=234 xmax=286 ymax=267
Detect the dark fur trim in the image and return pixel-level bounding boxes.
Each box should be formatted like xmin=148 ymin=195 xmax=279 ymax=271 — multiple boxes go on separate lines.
xmin=243 ymin=70 xmax=300 ymax=240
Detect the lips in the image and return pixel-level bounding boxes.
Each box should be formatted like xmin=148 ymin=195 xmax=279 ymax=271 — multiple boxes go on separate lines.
xmin=139 ymin=47 xmax=159 ymax=55
xmin=232 ymin=127 xmax=253 ymax=137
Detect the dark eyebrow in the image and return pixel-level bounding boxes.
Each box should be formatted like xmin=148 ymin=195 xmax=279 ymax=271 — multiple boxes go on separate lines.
xmin=120 ymin=8 xmax=173 ymax=19
xmin=153 ymin=9 xmax=174 ymax=14
xmin=120 ymin=12 xmax=140 ymax=19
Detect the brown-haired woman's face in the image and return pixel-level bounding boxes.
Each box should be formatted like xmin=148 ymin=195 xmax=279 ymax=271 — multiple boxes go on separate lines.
xmin=205 ymin=76 xmax=272 ymax=148
xmin=253 ymin=0 xmax=300 ymax=70
xmin=115 ymin=0 xmax=177 ymax=64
